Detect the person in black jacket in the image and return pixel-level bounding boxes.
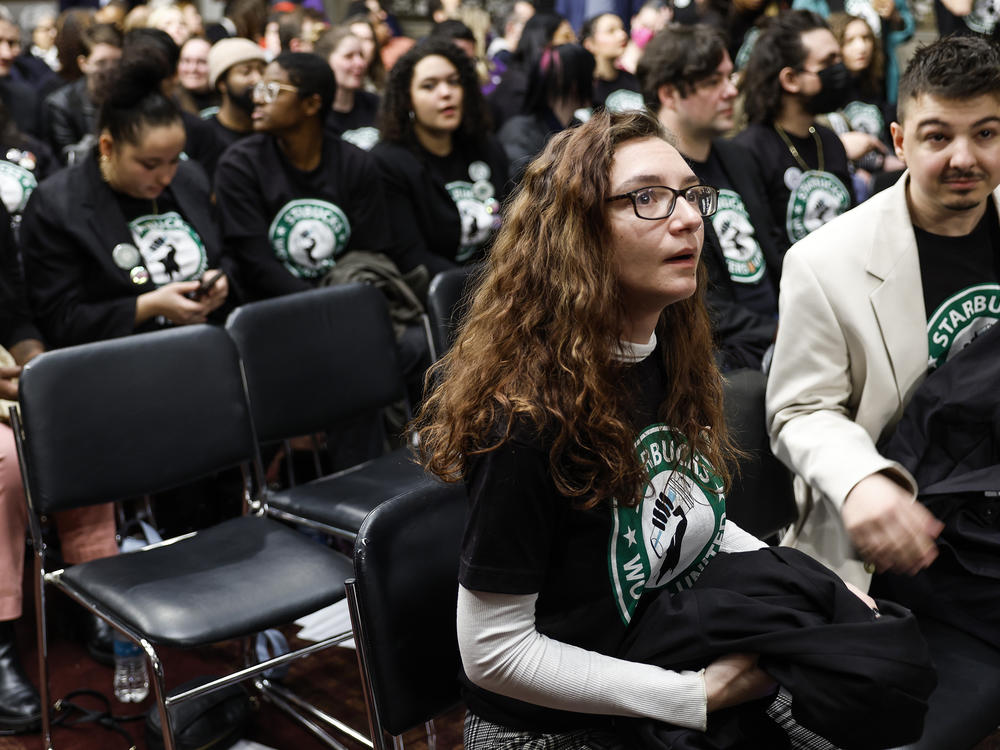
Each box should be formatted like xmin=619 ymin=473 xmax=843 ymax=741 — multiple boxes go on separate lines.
xmin=43 ymin=23 xmax=122 ymax=165
xmin=215 ymin=51 xmax=395 ymax=301
xmin=372 ymin=39 xmax=508 ymax=278
xmin=22 ymin=58 xmax=230 ymax=348
xmin=497 ymin=42 xmax=594 ymax=184
xmin=639 ymin=23 xmax=782 ymax=371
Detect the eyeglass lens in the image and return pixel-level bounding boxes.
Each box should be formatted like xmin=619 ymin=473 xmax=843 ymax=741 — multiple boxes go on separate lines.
xmin=633 ymin=185 xmax=718 ymax=219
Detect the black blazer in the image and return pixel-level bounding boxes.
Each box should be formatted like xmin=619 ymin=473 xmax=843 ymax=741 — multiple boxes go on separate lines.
xmin=21 ymin=152 xmax=225 ymax=347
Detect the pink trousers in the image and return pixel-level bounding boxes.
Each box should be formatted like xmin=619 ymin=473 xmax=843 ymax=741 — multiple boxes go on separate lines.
xmin=0 ymin=424 xmax=118 ymax=620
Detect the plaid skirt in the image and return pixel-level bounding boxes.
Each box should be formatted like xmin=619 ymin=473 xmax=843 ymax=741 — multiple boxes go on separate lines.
xmin=463 ymin=690 xmax=840 ymax=750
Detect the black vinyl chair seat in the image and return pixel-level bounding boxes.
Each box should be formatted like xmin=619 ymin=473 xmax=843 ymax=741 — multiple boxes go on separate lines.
xmin=58 ymin=515 xmax=353 ymax=647
xmin=265 ymin=449 xmax=450 ymax=537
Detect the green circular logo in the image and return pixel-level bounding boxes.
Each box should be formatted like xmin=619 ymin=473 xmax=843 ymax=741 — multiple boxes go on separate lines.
xmin=712 ymin=189 xmax=766 ymax=284
xmin=128 ymin=211 xmax=207 ymax=284
xmin=926 ymin=283 xmax=1000 ymax=369
xmin=786 ymin=170 xmax=850 ymax=244
xmin=608 ymin=425 xmax=726 ymax=624
xmin=268 ymin=199 xmax=352 ymax=279
xmin=0 ymin=161 xmax=36 ymax=214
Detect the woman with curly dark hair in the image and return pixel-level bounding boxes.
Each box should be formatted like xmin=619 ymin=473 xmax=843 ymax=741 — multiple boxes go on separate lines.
xmin=372 ymin=38 xmax=507 ymax=277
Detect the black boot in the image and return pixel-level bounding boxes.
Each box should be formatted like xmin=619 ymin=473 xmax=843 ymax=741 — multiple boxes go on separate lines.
xmin=0 ymin=620 xmax=41 ymax=734
xmin=83 ymin=613 xmax=114 ymax=667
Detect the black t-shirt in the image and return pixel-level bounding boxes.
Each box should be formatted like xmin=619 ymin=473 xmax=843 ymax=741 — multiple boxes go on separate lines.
xmin=215 ymin=132 xmax=394 ymax=300
xmin=113 ymin=187 xmax=209 ymax=287
xmin=324 ymin=90 xmax=380 ymax=151
xmin=593 ymin=69 xmax=644 ymax=113
xmin=916 ymin=200 xmax=1000 ymax=371
xmin=733 ymin=122 xmax=854 ymax=250
xmin=460 ymin=346 xmax=728 ymax=731
xmin=689 ymin=148 xmax=777 ymax=317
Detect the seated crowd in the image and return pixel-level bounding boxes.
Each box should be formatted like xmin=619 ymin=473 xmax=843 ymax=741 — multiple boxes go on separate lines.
xmin=0 ymin=0 xmax=997 ymax=746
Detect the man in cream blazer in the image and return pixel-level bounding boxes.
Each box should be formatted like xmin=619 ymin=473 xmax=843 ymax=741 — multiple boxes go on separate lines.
xmin=766 ymin=34 xmax=1000 ymax=591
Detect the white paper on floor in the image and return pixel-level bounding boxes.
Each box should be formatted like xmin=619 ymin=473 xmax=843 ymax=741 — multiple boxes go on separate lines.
xmin=293 ymin=598 xmax=355 ymax=648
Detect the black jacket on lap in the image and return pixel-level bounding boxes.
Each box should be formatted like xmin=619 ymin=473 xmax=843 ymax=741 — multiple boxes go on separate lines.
xmin=619 ymin=547 xmax=936 ymax=750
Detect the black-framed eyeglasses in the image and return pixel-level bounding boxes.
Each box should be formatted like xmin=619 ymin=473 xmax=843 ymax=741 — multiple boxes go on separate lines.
xmin=606 ymin=184 xmax=719 ymax=220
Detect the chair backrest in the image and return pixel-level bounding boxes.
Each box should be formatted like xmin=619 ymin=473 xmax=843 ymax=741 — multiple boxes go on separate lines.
xmin=722 ymin=368 xmax=798 ymax=540
xmin=426 ymin=265 xmax=479 ymax=358
xmin=17 ymin=325 xmax=257 ymax=515
xmin=225 ymin=284 xmax=405 ymax=444
xmin=348 ymin=480 xmax=466 ymax=742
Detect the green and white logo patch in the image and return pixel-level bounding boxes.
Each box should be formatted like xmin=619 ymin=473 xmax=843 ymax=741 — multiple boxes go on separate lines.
xmin=605 ymin=89 xmax=645 ymax=114
xmin=785 ymin=169 xmax=850 ymax=244
xmin=608 ymin=424 xmax=726 ymax=624
xmin=966 ymin=0 xmax=1000 ymax=34
xmin=341 ymin=126 xmax=379 ymax=151
xmin=927 ymin=283 xmax=1000 ymax=369
xmin=128 ymin=211 xmax=207 ymax=284
xmin=269 ymin=199 xmax=351 ymax=279
xmin=712 ymin=189 xmax=766 ymax=284
xmin=843 ymin=101 xmax=884 ymax=138
xmin=445 ymin=180 xmax=497 ymax=262
xmin=0 ymin=161 xmax=36 ymax=214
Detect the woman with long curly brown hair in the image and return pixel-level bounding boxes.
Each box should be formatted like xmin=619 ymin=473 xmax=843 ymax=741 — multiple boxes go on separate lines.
xmin=413 ymin=108 xmax=781 ymax=747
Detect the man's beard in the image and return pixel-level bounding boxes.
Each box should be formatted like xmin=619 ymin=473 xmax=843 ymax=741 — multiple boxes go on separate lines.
xmin=229 ymin=86 xmax=255 ymax=116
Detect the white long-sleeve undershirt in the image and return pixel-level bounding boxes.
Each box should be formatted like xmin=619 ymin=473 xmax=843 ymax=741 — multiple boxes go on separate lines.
xmin=457 ymin=521 xmax=766 ymax=731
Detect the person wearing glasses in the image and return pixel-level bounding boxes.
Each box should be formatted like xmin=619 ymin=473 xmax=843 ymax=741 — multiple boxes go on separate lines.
xmin=638 ymin=23 xmax=782 ymax=372
xmin=414 ymin=105 xmax=927 ymax=749
xmin=372 ymin=39 xmax=508 ymax=278
xmin=733 ymin=11 xmax=855 ymax=256
xmin=215 ymin=52 xmax=395 ymax=301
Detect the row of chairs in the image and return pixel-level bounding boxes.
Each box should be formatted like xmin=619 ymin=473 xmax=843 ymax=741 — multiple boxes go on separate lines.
xmin=12 ymin=282 xmax=466 ymax=750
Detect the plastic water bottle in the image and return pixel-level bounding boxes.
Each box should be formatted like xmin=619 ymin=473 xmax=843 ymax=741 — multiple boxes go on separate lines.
xmin=112 ymin=633 xmax=149 ymax=703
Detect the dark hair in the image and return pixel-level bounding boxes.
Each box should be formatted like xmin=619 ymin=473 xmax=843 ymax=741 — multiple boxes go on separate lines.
xmin=429 ymin=18 xmax=476 ymax=43
xmin=580 ymin=11 xmax=619 ymax=42
xmin=513 ymin=12 xmax=564 ymax=66
xmin=228 ymin=0 xmax=268 ymax=40
xmin=524 ymin=42 xmax=594 ymax=113
xmin=99 ymin=59 xmax=183 ymax=145
xmin=378 ymin=38 xmax=491 ymax=150
xmin=121 ymin=27 xmax=180 ymax=76
xmin=740 ymin=10 xmax=828 ymax=125
xmin=897 ymin=34 xmax=1000 ymax=122
xmin=80 ymin=22 xmax=122 ymax=56
xmin=55 ymin=8 xmax=94 ymax=83
xmin=277 ymin=7 xmax=305 ymax=52
xmin=637 ymin=24 xmax=727 ymax=109
xmin=274 ymin=51 xmax=336 ymax=116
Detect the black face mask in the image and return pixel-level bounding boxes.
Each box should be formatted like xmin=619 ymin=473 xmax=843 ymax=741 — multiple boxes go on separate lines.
xmin=803 ymin=62 xmax=851 ymax=115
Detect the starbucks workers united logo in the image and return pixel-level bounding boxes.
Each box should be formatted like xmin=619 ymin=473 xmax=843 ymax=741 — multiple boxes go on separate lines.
xmin=785 ymin=169 xmax=850 ymax=244
xmin=269 ymin=199 xmax=352 ymax=279
xmin=712 ymin=189 xmax=766 ymax=284
xmin=926 ymin=283 xmax=1000 ymax=369
xmin=608 ymin=425 xmax=726 ymax=624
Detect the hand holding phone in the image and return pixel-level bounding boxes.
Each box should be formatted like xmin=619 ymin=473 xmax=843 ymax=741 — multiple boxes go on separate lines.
xmin=187 ymin=269 xmax=226 ymax=300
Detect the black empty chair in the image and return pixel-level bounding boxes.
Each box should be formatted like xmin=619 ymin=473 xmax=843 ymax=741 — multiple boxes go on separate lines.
xmin=226 ymin=284 xmax=460 ymax=541
xmin=425 ymin=265 xmax=480 ymax=360
xmin=346 ymin=479 xmax=467 ymax=749
xmin=12 ymin=326 xmax=357 ymax=750
xmin=722 ymin=368 xmax=798 ymax=540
